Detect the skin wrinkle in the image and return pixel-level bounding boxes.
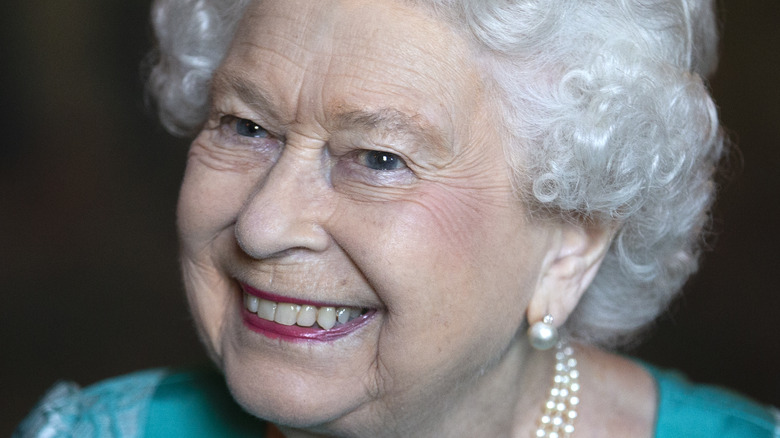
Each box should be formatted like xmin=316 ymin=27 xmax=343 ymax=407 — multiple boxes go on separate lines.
xmin=385 ymin=186 xmax=506 ymax=258
xmin=181 ymin=258 xmax=230 ymax=360
xmin=330 ymin=108 xmax=451 ymax=165
xmin=229 ymin=47 xmax=306 ymax=127
xmin=237 ymin=40 xmax=306 ymax=73
xmin=331 ymin=70 xmax=453 ymax=130
xmin=188 ymin=138 xmax=275 ymax=174
xmin=324 ymin=10 xmax=468 ymax=145
xmin=228 ymin=249 xmax=380 ymax=310
xmin=177 ymin=165 xmax=244 ymax=257
xmin=212 ymin=72 xmax=288 ymax=134
xmin=244 ymin=4 xmax=324 ymax=58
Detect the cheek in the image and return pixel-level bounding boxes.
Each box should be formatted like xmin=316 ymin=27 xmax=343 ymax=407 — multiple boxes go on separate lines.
xmin=332 ymin=182 xmax=537 ymax=321
xmin=408 ymin=184 xmax=530 ymax=279
xmin=328 ymin=185 xmax=540 ymax=397
xmin=177 ymin=148 xmax=263 ymax=249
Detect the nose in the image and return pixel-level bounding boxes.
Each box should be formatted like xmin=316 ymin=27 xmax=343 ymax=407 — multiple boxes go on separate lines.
xmin=235 ymin=146 xmax=332 ymax=259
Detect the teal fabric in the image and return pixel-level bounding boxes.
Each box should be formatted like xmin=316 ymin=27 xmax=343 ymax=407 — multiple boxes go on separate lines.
xmin=14 ymin=369 xmax=167 ymax=437
xmin=144 ymin=368 xmax=266 ymax=437
xmin=644 ymin=364 xmax=779 ymax=438
xmin=16 ymin=364 xmax=780 ymax=437
xmin=14 ymin=368 xmax=266 ymax=438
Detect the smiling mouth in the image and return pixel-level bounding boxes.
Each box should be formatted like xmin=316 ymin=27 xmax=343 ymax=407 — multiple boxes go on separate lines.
xmin=243 ymin=292 xmax=369 ymax=330
xmin=238 ymin=283 xmax=376 ymax=341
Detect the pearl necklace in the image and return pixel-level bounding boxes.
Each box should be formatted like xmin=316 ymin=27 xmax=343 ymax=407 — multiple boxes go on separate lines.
xmin=534 ymin=341 xmax=579 ymax=438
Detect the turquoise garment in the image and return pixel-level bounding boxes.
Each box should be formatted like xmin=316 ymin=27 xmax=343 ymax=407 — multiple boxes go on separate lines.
xmin=14 ymin=369 xmax=167 ymax=437
xmin=144 ymin=368 xmax=266 ymax=436
xmin=15 ymin=368 xmax=266 ymax=437
xmin=16 ymin=364 xmax=780 ymax=437
xmin=644 ymin=365 xmax=779 ymax=438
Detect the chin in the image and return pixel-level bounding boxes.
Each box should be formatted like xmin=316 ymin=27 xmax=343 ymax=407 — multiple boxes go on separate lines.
xmin=215 ymin=309 xmax=384 ymax=432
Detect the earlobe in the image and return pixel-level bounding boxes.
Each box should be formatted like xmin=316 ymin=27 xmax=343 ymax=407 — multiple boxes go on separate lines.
xmin=527 ymin=222 xmax=617 ymax=327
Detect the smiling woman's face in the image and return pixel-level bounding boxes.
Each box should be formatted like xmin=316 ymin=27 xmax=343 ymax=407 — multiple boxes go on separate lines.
xmin=177 ymin=0 xmax=558 ymax=434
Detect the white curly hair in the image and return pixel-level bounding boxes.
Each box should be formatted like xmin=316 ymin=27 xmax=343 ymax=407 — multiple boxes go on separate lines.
xmin=147 ymin=0 xmax=724 ymax=347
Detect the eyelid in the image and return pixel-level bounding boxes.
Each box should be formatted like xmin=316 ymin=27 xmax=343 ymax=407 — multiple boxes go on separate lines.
xmin=215 ymin=115 xmax=278 ymax=138
xmin=226 ymin=116 xmax=268 ymax=138
xmin=332 ymin=150 xmax=416 ymax=188
xmin=207 ymin=96 xmax=279 ymax=136
xmin=206 ymin=115 xmax=284 ymax=157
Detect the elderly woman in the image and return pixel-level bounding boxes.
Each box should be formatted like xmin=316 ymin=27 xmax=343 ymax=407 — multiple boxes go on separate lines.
xmin=16 ymin=0 xmax=779 ymax=437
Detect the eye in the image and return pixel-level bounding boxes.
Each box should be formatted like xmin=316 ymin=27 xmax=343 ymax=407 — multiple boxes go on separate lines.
xmin=357 ymin=150 xmax=407 ymax=171
xmin=234 ymin=118 xmax=269 ymax=138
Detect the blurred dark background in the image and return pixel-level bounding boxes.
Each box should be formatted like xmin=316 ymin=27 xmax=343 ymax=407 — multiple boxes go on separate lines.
xmin=1 ymin=0 xmax=778 ymax=435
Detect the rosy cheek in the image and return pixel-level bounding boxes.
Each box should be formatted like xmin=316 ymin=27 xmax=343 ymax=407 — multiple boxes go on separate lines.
xmin=329 ymin=185 xmax=504 ymax=288
xmin=411 ymin=185 xmax=514 ymax=256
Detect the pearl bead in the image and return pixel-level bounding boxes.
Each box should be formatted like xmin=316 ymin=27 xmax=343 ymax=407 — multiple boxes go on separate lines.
xmin=528 ymin=320 xmax=559 ymax=350
xmin=534 ymin=339 xmax=579 ymax=438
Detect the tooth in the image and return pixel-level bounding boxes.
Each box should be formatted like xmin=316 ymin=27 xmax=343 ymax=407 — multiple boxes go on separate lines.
xmin=245 ymin=295 xmax=259 ymax=313
xmin=256 ymin=299 xmax=277 ymax=321
xmin=317 ymin=307 xmax=336 ymax=330
xmin=275 ymin=303 xmax=300 ymax=326
xmin=336 ymin=307 xmax=350 ymax=324
xmin=297 ymin=305 xmax=317 ymax=327
xmin=349 ymin=308 xmax=363 ymax=321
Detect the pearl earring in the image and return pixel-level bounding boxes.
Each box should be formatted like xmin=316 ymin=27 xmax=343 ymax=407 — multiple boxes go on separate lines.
xmin=528 ymin=314 xmax=559 ymax=351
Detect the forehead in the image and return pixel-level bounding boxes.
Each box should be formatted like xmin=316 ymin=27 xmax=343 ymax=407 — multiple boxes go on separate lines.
xmin=218 ymin=0 xmax=482 ymax=146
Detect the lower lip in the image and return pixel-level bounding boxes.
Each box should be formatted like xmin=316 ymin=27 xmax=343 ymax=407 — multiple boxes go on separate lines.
xmin=241 ymin=307 xmax=376 ymax=342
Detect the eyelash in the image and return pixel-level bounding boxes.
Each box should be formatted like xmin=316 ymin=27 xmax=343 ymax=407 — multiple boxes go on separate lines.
xmin=212 ymin=115 xmax=283 ymax=150
xmin=336 ymin=149 xmax=414 ymax=187
xmin=218 ymin=116 xmax=272 ymax=139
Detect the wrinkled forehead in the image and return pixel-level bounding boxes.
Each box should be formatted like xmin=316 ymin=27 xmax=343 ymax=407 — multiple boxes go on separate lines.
xmin=234 ymin=0 xmax=464 ymax=65
xmin=220 ymin=0 xmax=484 ymax=147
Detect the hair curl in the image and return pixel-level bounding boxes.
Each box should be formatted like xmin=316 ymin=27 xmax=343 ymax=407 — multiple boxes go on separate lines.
xmin=148 ymin=0 xmax=723 ymax=347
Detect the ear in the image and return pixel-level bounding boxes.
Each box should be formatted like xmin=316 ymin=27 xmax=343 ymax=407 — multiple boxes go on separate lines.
xmin=527 ymin=221 xmax=617 ymax=327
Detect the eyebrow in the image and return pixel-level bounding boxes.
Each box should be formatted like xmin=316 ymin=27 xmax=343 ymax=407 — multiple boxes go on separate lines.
xmin=211 ymin=71 xmax=284 ymax=123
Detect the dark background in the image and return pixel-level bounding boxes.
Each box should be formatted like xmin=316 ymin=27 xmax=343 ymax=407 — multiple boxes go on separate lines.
xmin=1 ymin=0 xmax=778 ymax=435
